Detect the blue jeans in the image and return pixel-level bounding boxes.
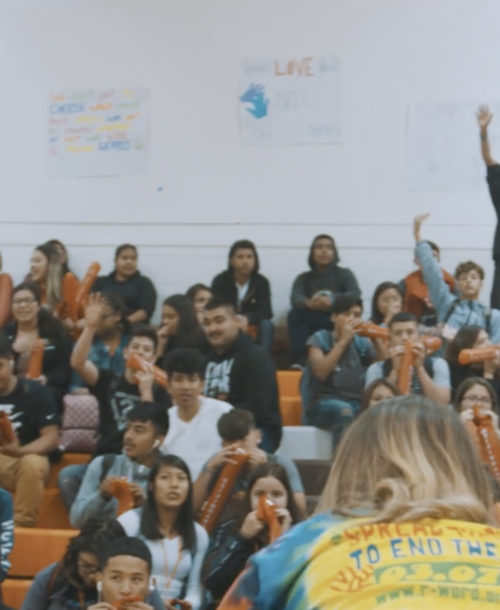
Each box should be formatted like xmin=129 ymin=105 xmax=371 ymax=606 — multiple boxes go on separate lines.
xmin=258 ymin=319 xmax=274 ymax=354
xmin=58 ymin=464 xmax=88 ymax=511
xmin=305 ymin=398 xmax=359 ymax=450
xmin=287 ymin=307 xmax=333 ymax=363
xmin=259 ymin=427 xmax=282 ymax=453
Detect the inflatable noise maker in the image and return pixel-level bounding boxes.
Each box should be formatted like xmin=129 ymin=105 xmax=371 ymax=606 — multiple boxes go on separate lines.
xmin=256 ymin=494 xmax=282 ymax=543
xmin=397 ymin=336 xmax=443 ymax=395
xmin=112 ymin=597 xmax=142 ymax=609
xmin=198 ymin=448 xmax=250 ymax=534
xmin=464 ymin=405 xmax=500 ymax=486
xmin=61 ymin=262 xmax=101 ymax=325
xmin=108 ymin=478 xmax=135 ymax=516
xmin=357 ymin=323 xmax=443 ymax=351
xmin=0 ymin=412 xmax=15 ymax=444
xmin=458 ymin=346 xmax=500 ymax=366
xmin=126 ymin=354 xmax=168 ymax=389
xmin=26 ymin=338 xmax=45 ymax=380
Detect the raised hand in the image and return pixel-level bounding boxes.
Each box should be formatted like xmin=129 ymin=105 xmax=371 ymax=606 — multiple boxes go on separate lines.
xmin=84 ymin=293 xmax=106 ymax=329
xmin=413 ymin=213 xmax=430 ymax=243
xmin=477 ymin=105 xmax=493 ymax=132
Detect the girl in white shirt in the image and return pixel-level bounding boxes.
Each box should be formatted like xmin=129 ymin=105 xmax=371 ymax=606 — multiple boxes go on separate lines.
xmin=119 ymin=454 xmax=209 ymax=610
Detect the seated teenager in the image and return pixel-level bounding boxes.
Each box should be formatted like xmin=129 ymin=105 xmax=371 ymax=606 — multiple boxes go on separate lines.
xmin=446 ymin=325 xmax=500 ymax=396
xmin=370 ymin=282 xmax=403 ymax=326
xmin=21 ymin=518 xmax=130 ymax=610
xmin=93 ymin=244 xmax=157 ymax=324
xmin=193 ymin=409 xmax=306 ymax=523
xmin=160 ymin=348 xmax=232 ymax=480
xmin=186 ymin=284 xmax=213 ymax=325
xmin=118 ymin=454 xmax=209 ymax=609
xmin=365 ymin=312 xmax=451 ymax=404
xmin=302 ymin=294 xmax=376 ymax=448
xmin=0 ymin=252 xmax=13 ymax=330
xmin=211 ymin=240 xmax=274 ymax=353
xmin=155 ymin=295 xmax=209 ymax=365
xmin=46 ymin=238 xmax=72 ymax=275
xmin=218 ymin=397 xmax=500 ymax=609
xmin=71 ymin=293 xmax=171 ymax=456
xmin=453 ymin=376 xmax=499 ymax=421
xmin=399 ymin=239 xmax=455 ymax=327
xmin=89 ymin=536 xmax=166 ymax=610
xmin=70 ymin=404 xmax=168 ymax=529
xmin=3 ymin=282 xmax=72 ymax=410
xmin=203 ymin=299 xmax=282 ymax=453
xmin=203 ymin=462 xmax=302 ymax=606
xmin=287 ymin=234 xmax=361 ymax=366
xmin=414 ymin=213 xmax=500 ymax=342
xmin=26 ymin=242 xmax=65 ymax=312
xmin=360 ymin=378 xmax=400 ymax=411
xmin=0 ymin=336 xmax=59 ymax=526
xmin=70 ymin=292 xmax=130 ymax=393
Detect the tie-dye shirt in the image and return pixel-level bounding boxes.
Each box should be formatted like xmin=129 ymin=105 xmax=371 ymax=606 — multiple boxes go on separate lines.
xmin=218 ymin=511 xmax=500 ymax=609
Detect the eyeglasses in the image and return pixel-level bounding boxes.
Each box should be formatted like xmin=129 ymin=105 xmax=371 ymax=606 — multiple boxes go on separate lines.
xmin=77 ymin=560 xmax=99 ymax=575
xmin=12 ymin=297 xmax=37 ymax=306
xmin=462 ymin=395 xmax=492 ymax=405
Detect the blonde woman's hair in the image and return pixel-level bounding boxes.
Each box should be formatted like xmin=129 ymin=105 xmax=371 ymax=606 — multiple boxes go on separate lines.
xmin=316 ymin=396 xmax=496 ymax=525
xmin=34 ymin=243 xmax=63 ymax=310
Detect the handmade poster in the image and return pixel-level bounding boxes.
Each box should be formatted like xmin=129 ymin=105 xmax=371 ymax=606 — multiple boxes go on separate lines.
xmin=239 ymin=55 xmax=341 ymax=146
xmin=406 ymin=102 xmax=500 ymax=192
xmin=48 ymin=88 xmax=148 ymax=177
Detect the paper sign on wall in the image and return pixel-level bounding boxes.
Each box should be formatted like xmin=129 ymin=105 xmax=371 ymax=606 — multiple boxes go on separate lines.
xmin=48 ymin=88 xmax=148 ymax=177
xmin=406 ymin=102 xmax=500 ymax=191
xmin=239 ymin=55 xmax=341 ymax=146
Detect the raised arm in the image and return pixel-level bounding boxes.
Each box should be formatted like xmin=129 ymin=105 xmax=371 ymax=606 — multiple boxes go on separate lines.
xmin=70 ymin=293 xmax=106 ymax=387
xmin=477 ymin=105 xmax=496 ymax=167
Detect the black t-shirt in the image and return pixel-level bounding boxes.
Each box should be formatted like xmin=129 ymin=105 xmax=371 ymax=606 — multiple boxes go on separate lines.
xmin=0 ymin=378 xmax=59 ymax=446
xmin=92 ymin=369 xmax=171 ymax=455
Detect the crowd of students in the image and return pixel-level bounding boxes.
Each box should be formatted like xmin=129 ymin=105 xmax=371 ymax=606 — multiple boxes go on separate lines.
xmin=0 ymin=107 xmax=498 ymax=607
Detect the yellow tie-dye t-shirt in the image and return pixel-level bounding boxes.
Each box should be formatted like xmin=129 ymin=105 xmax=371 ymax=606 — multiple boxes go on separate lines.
xmin=218 ymin=512 xmax=500 ymax=609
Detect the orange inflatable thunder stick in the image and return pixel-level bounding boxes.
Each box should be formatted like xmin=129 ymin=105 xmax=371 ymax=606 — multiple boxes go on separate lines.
xmin=26 ymin=338 xmax=45 ymax=380
xmin=465 ymin=405 xmax=500 ymax=485
xmin=198 ymin=449 xmax=249 ymax=534
xmin=459 ymin=346 xmax=499 ymax=365
xmin=256 ymin=494 xmax=282 ymax=543
xmin=108 ymin=479 xmax=135 ymax=516
xmin=0 ymin=412 xmax=15 ymax=444
xmin=126 ymin=354 xmax=168 ymax=388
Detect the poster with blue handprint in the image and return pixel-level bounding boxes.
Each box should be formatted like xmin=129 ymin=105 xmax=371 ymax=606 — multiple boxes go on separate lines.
xmin=239 ymin=55 xmax=341 ymax=145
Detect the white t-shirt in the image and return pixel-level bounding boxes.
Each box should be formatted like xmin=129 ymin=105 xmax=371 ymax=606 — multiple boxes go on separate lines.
xmin=160 ymin=396 xmax=232 ymax=479
xmin=236 ymin=281 xmax=249 ymax=306
xmin=118 ymin=508 xmax=209 ymax=609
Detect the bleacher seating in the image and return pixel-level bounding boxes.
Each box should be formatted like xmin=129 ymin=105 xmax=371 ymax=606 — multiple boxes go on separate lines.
xmin=276 ymin=370 xmax=303 ymax=425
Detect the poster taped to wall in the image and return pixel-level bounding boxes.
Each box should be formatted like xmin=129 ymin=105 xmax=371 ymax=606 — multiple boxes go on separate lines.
xmin=239 ymin=55 xmax=341 ymax=146
xmin=48 ymin=88 xmax=148 ymax=177
xmin=406 ymin=101 xmax=500 ymax=192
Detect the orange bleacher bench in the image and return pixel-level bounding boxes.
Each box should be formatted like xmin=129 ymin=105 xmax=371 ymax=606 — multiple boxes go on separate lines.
xmin=3 ymin=578 xmax=32 ymax=608
xmin=10 ymin=528 xmax=76 ymax=578
xmin=276 ymin=370 xmax=303 ymax=426
xmin=47 ymin=452 xmax=91 ymax=489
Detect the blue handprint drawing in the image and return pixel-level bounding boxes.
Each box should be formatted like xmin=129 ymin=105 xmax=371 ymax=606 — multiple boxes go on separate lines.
xmin=240 ymin=83 xmax=269 ymax=119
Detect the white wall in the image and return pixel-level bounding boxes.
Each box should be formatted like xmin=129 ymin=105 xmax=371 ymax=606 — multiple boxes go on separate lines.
xmin=1 ymin=0 xmax=499 ymax=325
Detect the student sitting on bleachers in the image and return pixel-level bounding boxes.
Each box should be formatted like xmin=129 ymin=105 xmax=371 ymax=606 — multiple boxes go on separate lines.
xmin=155 ymin=294 xmax=209 ymax=366
xmin=203 ymin=462 xmax=302 ymax=607
xmin=193 ymin=409 xmax=306 ymax=523
xmin=160 ymin=348 xmax=232 ymax=480
xmin=360 ymin=378 xmax=400 ymax=412
xmin=203 ymin=299 xmax=282 ymax=453
xmin=287 ymin=234 xmax=361 ymax=367
xmin=446 ymin=325 xmax=500 ymax=397
xmin=399 ymin=240 xmax=455 ymax=327
xmin=414 ymin=213 xmax=500 ymax=342
xmin=211 ymin=239 xmax=274 ymax=353
xmin=26 ymin=243 xmax=66 ymax=313
xmin=302 ymin=294 xmax=376 ymax=447
xmin=92 ymin=243 xmax=157 ymax=324
xmin=186 ymin=283 xmax=213 ymax=325
xmin=118 ymin=454 xmax=209 ymax=609
xmin=370 ymin=282 xmax=403 ymax=326
xmin=365 ymin=312 xmax=451 ymax=404
xmin=89 ymin=537 xmax=166 ymax=610
xmin=3 ymin=282 xmax=72 ymax=412
xmin=21 ymin=518 xmax=126 ymax=609
xmin=70 ymin=294 xmax=170 ymax=457
xmin=0 ymin=336 xmax=59 ymax=527
xmin=70 ymin=403 xmax=167 ymax=529
xmin=0 ymin=252 xmax=13 ymax=330
xmin=69 ymin=292 xmax=130 ymax=393
xmin=0 ymin=489 xmax=13 ymax=610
